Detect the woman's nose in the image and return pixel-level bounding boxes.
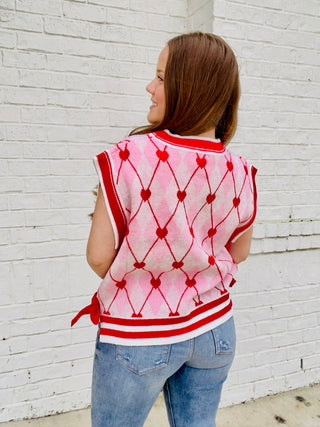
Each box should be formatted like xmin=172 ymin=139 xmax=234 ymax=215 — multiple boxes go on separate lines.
xmin=146 ymin=79 xmax=155 ymax=94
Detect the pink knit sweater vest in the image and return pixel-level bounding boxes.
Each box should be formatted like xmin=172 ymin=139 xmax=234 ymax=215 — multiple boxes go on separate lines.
xmin=73 ymin=130 xmax=257 ymax=345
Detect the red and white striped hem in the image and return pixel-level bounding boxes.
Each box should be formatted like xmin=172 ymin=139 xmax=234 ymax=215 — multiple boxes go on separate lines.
xmin=98 ymin=296 xmax=233 ymax=346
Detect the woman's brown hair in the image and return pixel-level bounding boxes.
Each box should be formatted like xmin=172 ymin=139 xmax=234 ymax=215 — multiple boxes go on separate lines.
xmin=130 ymin=32 xmax=240 ymax=146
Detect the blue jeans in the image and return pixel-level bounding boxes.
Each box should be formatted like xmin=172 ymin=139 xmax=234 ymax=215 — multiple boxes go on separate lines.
xmin=91 ymin=317 xmax=236 ymax=427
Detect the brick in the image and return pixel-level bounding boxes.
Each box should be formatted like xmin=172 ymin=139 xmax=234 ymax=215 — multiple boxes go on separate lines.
xmin=89 ymin=0 xmax=129 ymax=7
xmin=49 ymin=159 xmax=93 ymax=176
xmin=30 ymin=362 xmax=72 ymax=383
xmin=8 ymin=350 xmax=52 ymax=375
xmin=47 ymin=91 xmax=89 ymax=108
xmin=89 ymin=58 xmax=132 ymax=78
xmin=21 ymin=107 xmax=107 ymax=127
xmin=26 ymin=240 xmax=83 ymax=259
xmin=0 ymin=211 xmax=25 ymax=228
xmin=272 ymin=359 xmax=300 ymax=377
xmin=8 ymin=193 xmax=50 ymax=210
xmin=17 ymin=32 xmax=64 ymax=54
xmin=0 ymin=369 xmax=28 ymax=388
xmin=284 ymin=0 xmax=318 ymax=16
xmin=287 ymin=314 xmax=318 ymax=332
xmin=188 ymin=1 xmax=213 ymax=31
xmin=65 ymin=74 xmax=110 ymax=92
xmin=46 ymin=143 xmax=70 ymax=159
xmin=11 ymin=227 xmax=50 ymax=244
xmin=238 ymin=365 xmax=271 ymax=383
xmin=0 ymin=0 xmax=15 ymax=9
xmin=188 ymin=0 xmax=210 ymax=15
xmin=105 ymin=44 xmax=147 ymax=62
xmin=89 ymin=23 xmax=131 ymax=43
xmin=62 ymin=2 xmax=106 ymax=23
xmin=47 ymin=259 xmax=70 ymax=299
xmin=0 ymin=228 xmax=10 ymax=244
xmin=9 ymin=261 xmax=33 ymax=304
xmin=0 ymin=106 xmax=20 ymax=122
xmin=71 ymin=357 xmax=93 ymax=375
xmin=47 ymin=125 xmax=90 ymax=142
xmin=0 ymin=127 xmax=5 ymax=141
xmin=69 ymin=176 xmax=97 ymax=192
xmin=24 ymin=210 xmax=68 ymax=227
xmin=292 ymin=205 xmax=320 ymax=221
xmin=8 ymin=159 xmax=50 ymax=176
xmin=2 ymin=87 xmax=47 ymax=106
xmin=303 ymin=326 xmax=320 ymax=343
xmin=63 ymin=37 xmax=106 ymax=58
xmin=71 ymin=326 xmax=97 ymax=345
xmin=146 ymin=14 xmax=185 ymax=33
xmin=0 ymin=263 xmax=12 ymax=305
xmin=296 ymin=47 xmax=319 ymax=66
xmin=53 ymin=342 xmax=94 ymax=363
xmin=3 ymin=51 xmax=46 ymax=69
xmin=107 ymin=8 xmax=146 ymax=29
xmin=27 ymin=330 xmax=71 ymax=351
xmin=68 ymin=141 xmax=108 ymax=159
xmin=130 ymin=0 xmax=169 ymax=14
xmin=214 ymin=20 xmax=246 ymax=41
xmin=0 ymin=159 xmax=9 ymax=176
xmin=16 ymin=0 xmax=61 ymax=16
xmin=46 ymin=54 xmax=90 ymax=74
xmin=0 ymin=10 xmax=43 ymax=32
xmin=287 ymin=14 xmax=320 ymax=33
xmin=169 ymin=0 xmax=188 ymax=17
xmin=0 ymin=388 xmax=14 ymax=408
xmin=18 ymin=32 xmax=106 ymax=58
xmin=49 ymin=192 xmax=90 ymax=209
xmin=131 ymin=29 xmax=169 ymax=48
xmin=0 ymin=30 xmax=16 ymax=48
xmin=109 ymin=110 xmax=145 ymax=127
xmin=131 ymin=62 xmax=154 ymax=80
xmin=19 ymin=69 xmax=65 ymax=89
xmin=22 ymin=142 xmax=49 ymax=159
xmin=44 ymin=17 xmax=90 ymax=38
xmin=225 ymin=3 xmax=265 ymax=25
xmin=6 ymin=124 xmax=46 ymax=141
xmin=287 ymin=341 xmax=317 ymax=360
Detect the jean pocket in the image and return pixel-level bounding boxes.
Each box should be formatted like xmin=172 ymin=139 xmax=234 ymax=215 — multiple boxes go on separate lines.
xmin=116 ymin=344 xmax=171 ymax=375
xmin=212 ymin=317 xmax=236 ymax=355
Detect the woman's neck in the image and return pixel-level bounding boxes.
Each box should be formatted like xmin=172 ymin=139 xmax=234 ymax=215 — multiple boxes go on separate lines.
xmin=198 ymin=128 xmax=216 ymax=139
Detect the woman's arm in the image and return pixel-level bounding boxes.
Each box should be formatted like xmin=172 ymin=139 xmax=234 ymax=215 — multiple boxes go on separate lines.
xmin=86 ymin=185 xmax=117 ymax=279
xmin=228 ymin=226 xmax=253 ymax=264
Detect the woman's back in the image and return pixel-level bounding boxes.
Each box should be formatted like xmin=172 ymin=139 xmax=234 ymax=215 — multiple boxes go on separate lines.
xmin=94 ymin=130 xmax=257 ymax=345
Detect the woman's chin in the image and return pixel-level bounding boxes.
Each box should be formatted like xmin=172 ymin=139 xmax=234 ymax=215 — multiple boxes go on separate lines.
xmin=147 ymin=109 xmax=164 ymax=125
xmin=147 ymin=116 xmax=157 ymax=125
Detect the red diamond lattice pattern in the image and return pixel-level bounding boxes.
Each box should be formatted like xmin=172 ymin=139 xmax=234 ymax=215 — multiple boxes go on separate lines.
xmin=98 ymin=133 xmax=255 ymax=319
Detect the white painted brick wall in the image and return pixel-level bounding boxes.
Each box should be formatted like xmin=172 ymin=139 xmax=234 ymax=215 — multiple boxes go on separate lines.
xmin=0 ymin=0 xmax=319 ymax=422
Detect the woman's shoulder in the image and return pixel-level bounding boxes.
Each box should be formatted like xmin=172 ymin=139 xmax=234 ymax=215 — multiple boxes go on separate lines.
xmin=104 ymin=132 xmax=153 ymax=161
xmin=224 ymin=147 xmax=257 ymax=176
xmin=114 ymin=132 xmax=151 ymax=148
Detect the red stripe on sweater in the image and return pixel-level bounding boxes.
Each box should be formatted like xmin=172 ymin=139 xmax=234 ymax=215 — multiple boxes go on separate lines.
xmin=96 ymin=152 xmax=127 ymax=248
xmin=154 ymin=131 xmax=225 ymax=153
xmin=100 ymin=292 xmax=230 ymax=326
xmin=229 ymin=166 xmax=258 ymax=242
xmin=100 ymin=301 xmax=232 ymax=339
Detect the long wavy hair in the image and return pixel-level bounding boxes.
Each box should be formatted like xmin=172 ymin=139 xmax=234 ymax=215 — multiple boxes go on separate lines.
xmin=130 ymin=32 xmax=240 ymax=146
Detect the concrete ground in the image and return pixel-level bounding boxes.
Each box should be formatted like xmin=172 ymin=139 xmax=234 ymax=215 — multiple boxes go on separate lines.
xmin=2 ymin=384 xmax=320 ymax=427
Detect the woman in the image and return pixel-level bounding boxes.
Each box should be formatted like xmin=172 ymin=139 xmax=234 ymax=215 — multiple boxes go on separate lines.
xmin=72 ymin=32 xmax=257 ymax=426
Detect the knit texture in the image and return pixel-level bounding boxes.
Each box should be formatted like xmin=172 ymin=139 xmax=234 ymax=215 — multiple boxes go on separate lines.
xmin=90 ymin=130 xmax=257 ymax=345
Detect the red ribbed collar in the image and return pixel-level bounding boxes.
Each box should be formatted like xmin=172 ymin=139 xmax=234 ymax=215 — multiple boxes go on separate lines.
xmin=153 ymin=130 xmax=225 ymax=153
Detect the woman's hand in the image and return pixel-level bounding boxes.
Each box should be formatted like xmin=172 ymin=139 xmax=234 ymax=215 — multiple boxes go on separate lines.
xmin=86 ymin=185 xmax=117 ymax=278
